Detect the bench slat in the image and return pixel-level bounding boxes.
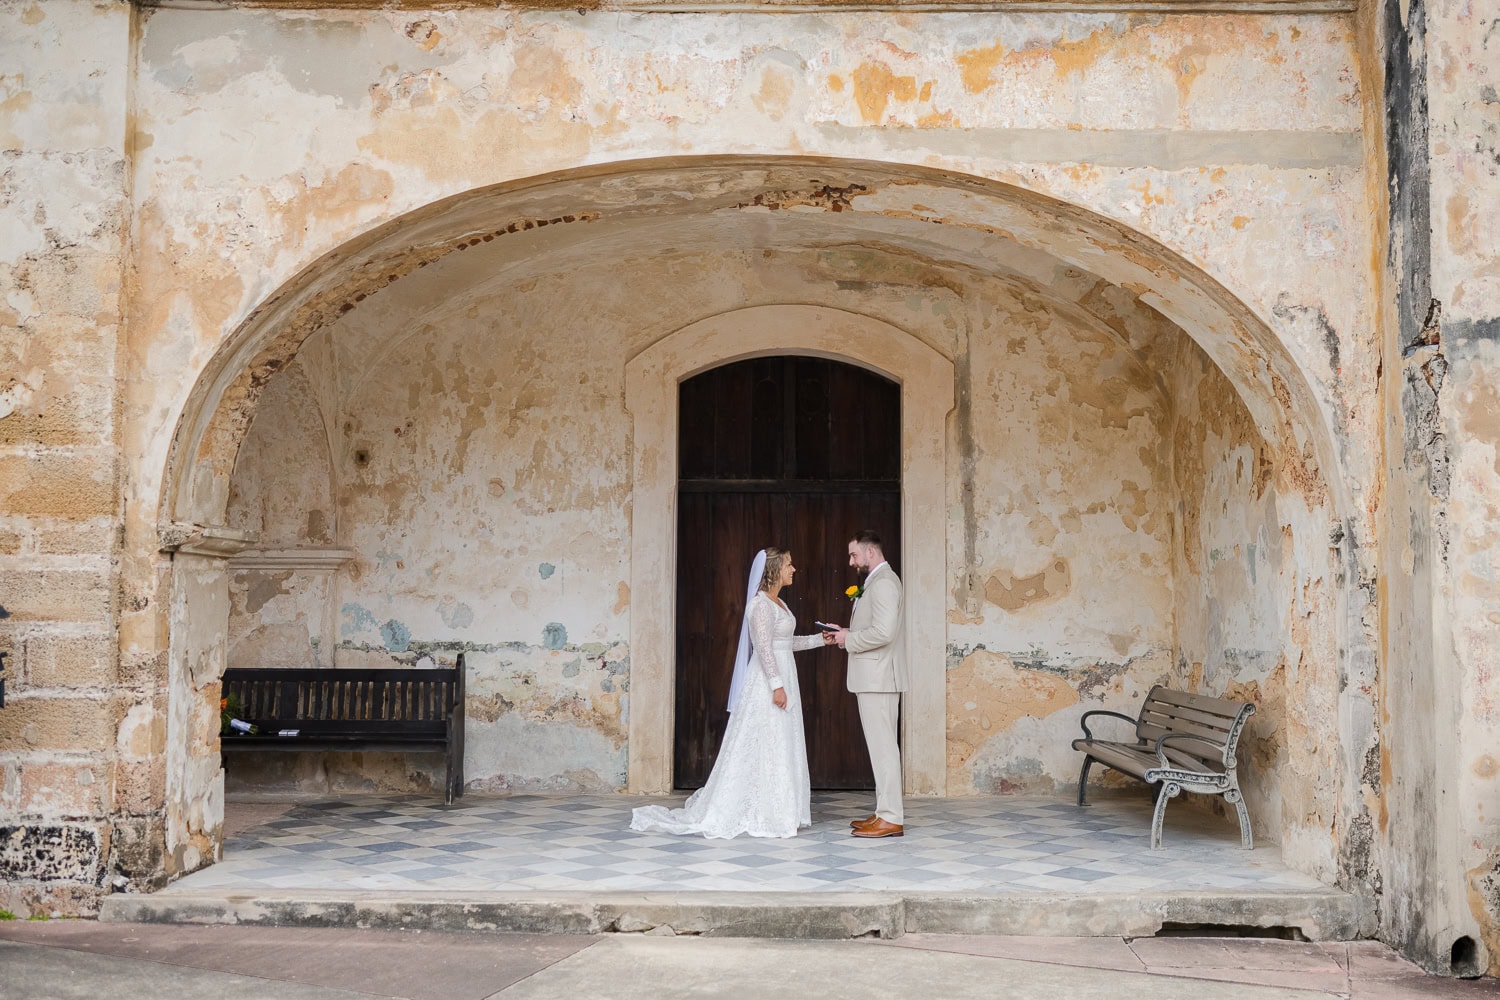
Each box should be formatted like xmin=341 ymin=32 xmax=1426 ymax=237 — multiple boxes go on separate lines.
xmin=1139 ymin=713 xmax=1233 ymax=746
xmin=221 ymin=736 xmax=447 ymax=753
xmin=1141 ymin=700 xmax=1240 ymax=731
xmin=1075 ymin=739 xmax=1223 ymax=775
xmin=1146 ymin=687 xmax=1247 ymax=717
xmin=231 ymin=719 xmax=447 ymax=733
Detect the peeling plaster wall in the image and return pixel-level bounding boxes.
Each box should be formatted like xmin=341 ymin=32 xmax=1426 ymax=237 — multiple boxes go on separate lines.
xmin=121 ymin=5 xmax=1379 ymax=530
xmin=945 ymin=281 xmax=1178 ymax=798
xmin=226 ymin=359 xmax=336 ymax=550
xmin=1427 ymin=0 xmax=1500 ymax=973
xmin=219 ymin=238 xmax=1341 ymax=874
xmin=0 ymin=0 xmax=139 ymax=917
xmin=118 ymin=4 xmax=1382 ymax=740
xmin=1170 ymin=340 xmax=1302 ymax=857
xmin=1373 ymin=0 xmax=1500 ymax=973
xmin=327 ymin=260 xmax=638 ymax=793
xmin=0 ymin=0 xmax=1430 ymax=943
xmin=118 ymin=11 xmax=1381 ymax=813
xmin=225 ymin=357 xmax=339 ymax=671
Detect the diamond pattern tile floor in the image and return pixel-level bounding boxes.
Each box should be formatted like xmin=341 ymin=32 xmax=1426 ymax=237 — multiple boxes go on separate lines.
xmin=170 ymin=792 xmax=1327 ymax=895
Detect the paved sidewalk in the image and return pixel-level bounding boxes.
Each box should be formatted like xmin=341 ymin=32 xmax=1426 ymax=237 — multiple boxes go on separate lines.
xmin=1 ymin=921 xmax=1495 ymax=999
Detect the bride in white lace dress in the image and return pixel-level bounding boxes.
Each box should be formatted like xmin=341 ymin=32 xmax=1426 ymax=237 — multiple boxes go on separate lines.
xmin=631 ymin=547 xmax=829 ymax=839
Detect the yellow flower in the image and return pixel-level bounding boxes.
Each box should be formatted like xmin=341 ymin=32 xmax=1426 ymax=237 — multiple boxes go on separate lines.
xmin=845 ymin=584 xmax=863 ymax=601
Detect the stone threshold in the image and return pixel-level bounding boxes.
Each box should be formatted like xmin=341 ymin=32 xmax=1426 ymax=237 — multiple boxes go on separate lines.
xmin=100 ymin=887 xmax=1370 ymax=942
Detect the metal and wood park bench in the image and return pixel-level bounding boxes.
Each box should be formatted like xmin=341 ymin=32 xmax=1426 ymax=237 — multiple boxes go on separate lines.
xmin=220 ymin=655 xmax=466 ymax=804
xmin=1072 ymin=685 xmax=1256 ymax=849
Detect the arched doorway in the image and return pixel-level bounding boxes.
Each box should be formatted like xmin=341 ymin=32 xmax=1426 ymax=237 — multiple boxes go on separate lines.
xmin=675 ymin=356 xmax=901 ymax=789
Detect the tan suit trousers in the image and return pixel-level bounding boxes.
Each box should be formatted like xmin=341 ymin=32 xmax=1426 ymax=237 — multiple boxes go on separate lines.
xmin=856 ymin=691 xmax=903 ymax=825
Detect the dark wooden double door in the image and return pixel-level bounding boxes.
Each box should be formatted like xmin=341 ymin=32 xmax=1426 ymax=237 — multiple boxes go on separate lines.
xmin=675 ymin=356 xmax=901 ymax=790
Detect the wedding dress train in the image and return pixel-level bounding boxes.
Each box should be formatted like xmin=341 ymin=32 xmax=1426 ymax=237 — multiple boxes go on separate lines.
xmin=630 ymin=593 xmax=824 ymax=839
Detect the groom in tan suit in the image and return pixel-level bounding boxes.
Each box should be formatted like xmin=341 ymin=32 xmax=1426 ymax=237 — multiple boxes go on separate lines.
xmin=830 ymin=529 xmax=906 ymax=838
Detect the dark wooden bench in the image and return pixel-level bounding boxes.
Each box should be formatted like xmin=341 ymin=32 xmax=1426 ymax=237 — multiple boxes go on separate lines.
xmin=220 ymin=656 xmax=466 ymax=804
xmin=1072 ymin=685 xmax=1256 ymax=849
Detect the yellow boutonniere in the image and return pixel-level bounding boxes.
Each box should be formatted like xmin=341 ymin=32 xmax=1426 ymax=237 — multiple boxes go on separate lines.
xmin=845 ymin=584 xmax=864 ymax=601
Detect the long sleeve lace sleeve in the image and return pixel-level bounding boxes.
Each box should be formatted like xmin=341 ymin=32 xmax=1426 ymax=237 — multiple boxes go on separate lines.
xmin=748 ymin=597 xmax=782 ymax=689
xmin=792 ymin=633 xmax=824 ymax=652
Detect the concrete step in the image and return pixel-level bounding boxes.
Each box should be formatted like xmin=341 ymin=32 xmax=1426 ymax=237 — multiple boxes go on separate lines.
xmin=99 ymin=888 xmax=1371 ymax=942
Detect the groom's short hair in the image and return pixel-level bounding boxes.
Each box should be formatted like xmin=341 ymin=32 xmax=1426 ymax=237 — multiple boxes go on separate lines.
xmin=850 ymin=529 xmax=882 ymax=551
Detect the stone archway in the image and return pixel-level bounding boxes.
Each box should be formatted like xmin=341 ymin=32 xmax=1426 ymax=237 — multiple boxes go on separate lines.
xmin=624 ymin=304 xmax=955 ymax=794
xmin=159 ymin=158 xmax=1350 ymax=531
xmin=152 ymin=156 xmax=1365 ymax=877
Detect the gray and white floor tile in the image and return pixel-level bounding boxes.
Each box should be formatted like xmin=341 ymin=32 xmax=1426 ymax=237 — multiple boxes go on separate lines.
xmin=169 ymin=792 xmax=1326 ymax=896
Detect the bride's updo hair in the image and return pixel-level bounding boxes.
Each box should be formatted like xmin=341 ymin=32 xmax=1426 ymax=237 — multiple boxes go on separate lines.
xmin=759 ymin=547 xmax=789 ymax=592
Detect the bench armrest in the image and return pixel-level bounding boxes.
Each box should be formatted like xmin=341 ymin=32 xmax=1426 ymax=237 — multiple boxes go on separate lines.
xmin=1079 ymin=709 xmax=1138 ymax=741
xmin=1153 ymin=731 xmax=1228 ymax=770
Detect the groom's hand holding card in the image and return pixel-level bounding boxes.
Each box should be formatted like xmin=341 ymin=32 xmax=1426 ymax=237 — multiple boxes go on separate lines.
xmin=815 ymin=621 xmax=843 ymax=646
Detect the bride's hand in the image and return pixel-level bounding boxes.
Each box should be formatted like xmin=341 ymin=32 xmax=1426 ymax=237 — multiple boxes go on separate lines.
xmin=772 ymin=687 xmax=787 ymax=710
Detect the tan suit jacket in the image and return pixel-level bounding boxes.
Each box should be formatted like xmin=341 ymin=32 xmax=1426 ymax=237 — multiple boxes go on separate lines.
xmin=844 ymin=562 xmax=907 ymax=693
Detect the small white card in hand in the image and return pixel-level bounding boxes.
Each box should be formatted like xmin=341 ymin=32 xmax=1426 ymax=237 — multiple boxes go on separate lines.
xmin=814 ymin=621 xmax=840 ymax=631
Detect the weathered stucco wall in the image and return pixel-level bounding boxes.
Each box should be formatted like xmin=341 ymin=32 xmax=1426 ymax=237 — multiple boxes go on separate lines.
xmin=945 ymin=280 xmax=1178 ymax=798
xmin=1427 ymin=0 xmax=1500 ymax=972
xmin=118 ymin=1 xmax=1380 ymax=834
xmin=0 ymin=0 xmax=142 ymax=916
xmin=24 ymin=0 xmax=1500 ymax=975
xmin=215 ymin=230 xmax=1340 ymax=881
xmin=122 ymin=6 xmax=1378 ymax=524
xmin=225 ymin=356 xmax=340 ymax=672
xmin=1168 ymin=334 xmax=1347 ymax=860
xmin=1373 ymin=0 xmax=1500 ymax=974
xmin=221 ymin=251 xmax=1193 ymax=798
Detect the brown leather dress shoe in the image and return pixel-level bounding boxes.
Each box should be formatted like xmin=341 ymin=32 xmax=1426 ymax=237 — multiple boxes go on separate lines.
xmin=850 ymin=818 xmax=903 ymax=838
xmin=850 ymin=814 xmax=877 ymax=829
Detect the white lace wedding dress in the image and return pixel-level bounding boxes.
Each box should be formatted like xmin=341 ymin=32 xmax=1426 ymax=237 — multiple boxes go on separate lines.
xmin=631 ymin=593 xmax=824 ymax=839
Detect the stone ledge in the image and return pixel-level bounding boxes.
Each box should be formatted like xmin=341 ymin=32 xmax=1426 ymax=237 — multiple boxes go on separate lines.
xmin=101 ymin=890 xmax=902 ymax=938
xmin=142 ymin=0 xmax=1356 ymax=13
xmin=158 ymin=523 xmax=258 ymax=558
xmin=902 ymin=889 xmax=1373 ymax=941
xmin=228 ymin=548 xmax=355 ymax=573
xmin=99 ymin=887 xmax=1368 ymax=941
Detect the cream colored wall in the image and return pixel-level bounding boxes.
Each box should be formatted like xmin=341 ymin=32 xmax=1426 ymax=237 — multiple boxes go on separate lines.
xmin=1377 ymin=0 xmax=1500 ymax=971
xmin=0 ymin=0 xmax=136 ymax=916
xmin=123 ymin=5 xmax=1377 ymax=550
xmin=219 ymin=250 xmax=1317 ymax=825
xmin=1171 ymin=337 xmax=1291 ymax=843
xmin=118 ymin=5 xmax=1378 ymax=858
xmin=7 ymin=0 xmax=1497 ymax=979
xmin=332 ymin=267 xmax=635 ymax=792
xmin=945 ymin=281 xmax=1178 ymax=796
xmin=0 ymin=0 xmax=1414 ymax=944
xmin=1429 ymin=0 xmax=1500 ymax=969
xmin=225 ymin=358 xmax=341 ymax=671
xmin=226 ymin=359 xmax=336 ymax=550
